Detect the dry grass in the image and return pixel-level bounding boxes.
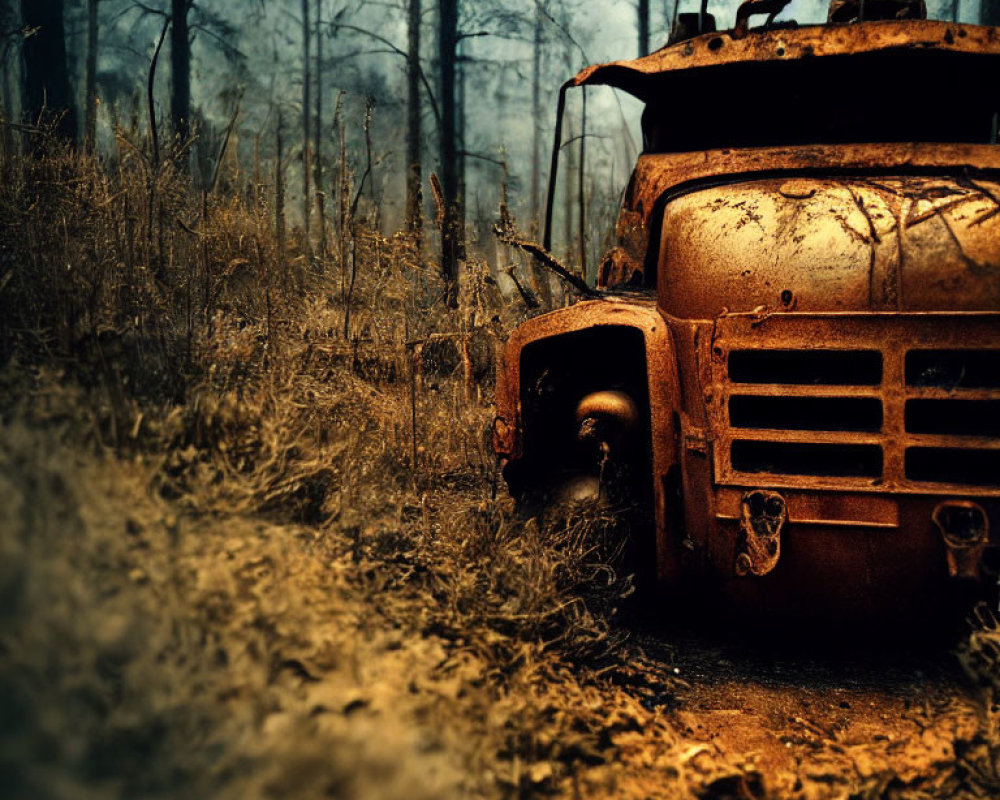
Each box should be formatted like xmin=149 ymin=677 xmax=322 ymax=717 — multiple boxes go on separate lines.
xmin=0 ymin=133 xmax=710 ymax=800
xmin=956 ymin=607 xmax=1000 ymax=794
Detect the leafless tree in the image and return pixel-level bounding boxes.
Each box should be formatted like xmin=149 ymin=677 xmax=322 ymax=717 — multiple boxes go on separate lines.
xmin=20 ymin=0 xmax=77 ymax=145
xmin=638 ymin=0 xmax=649 ymax=56
xmin=530 ymin=1 xmax=544 ymax=231
xmin=406 ymin=0 xmax=423 ymax=238
xmin=439 ymin=0 xmax=460 ymax=307
xmin=302 ymin=0 xmax=312 ymax=247
xmin=171 ymin=0 xmax=190 ymax=142
xmin=1 ymin=0 xmax=20 ymax=157
xmin=84 ymin=0 xmax=99 ymax=151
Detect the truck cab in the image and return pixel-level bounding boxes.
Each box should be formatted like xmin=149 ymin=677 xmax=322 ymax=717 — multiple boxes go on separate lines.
xmin=493 ymin=1 xmax=1000 ymax=618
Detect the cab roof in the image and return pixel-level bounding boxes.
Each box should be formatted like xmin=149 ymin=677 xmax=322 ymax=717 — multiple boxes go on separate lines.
xmin=572 ymin=20 xmax=1000 ymax=101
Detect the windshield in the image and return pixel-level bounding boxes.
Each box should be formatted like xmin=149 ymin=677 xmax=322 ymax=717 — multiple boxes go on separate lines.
xmin=670 ymin=0 xmax=983 ymax=27
xmin=640 ymin=47 xmax=1000 ymax=152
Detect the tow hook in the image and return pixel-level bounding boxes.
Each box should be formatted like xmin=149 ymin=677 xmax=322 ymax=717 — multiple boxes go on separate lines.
xmin=735 ymin=490 xmax=787 ymax=577
xmin=933 ymin=501 xmax=989 ymax=580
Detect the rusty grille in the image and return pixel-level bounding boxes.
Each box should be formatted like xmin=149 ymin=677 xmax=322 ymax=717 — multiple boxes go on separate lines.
xmin=903 ymin=350 xmax=1000 ymax=488
xmin=709 ymin=318 xmax=1000 ymax=496
xmin=726 ymin=349 xmax=885 ymax=480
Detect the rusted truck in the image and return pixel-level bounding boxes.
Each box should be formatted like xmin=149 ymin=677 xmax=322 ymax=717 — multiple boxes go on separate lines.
xmin=493 ymin=1 xmax=1000 ymax=618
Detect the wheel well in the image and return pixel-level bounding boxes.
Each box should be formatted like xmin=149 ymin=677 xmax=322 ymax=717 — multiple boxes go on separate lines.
xmin=507 ymin=325 xmax=651 ymax=498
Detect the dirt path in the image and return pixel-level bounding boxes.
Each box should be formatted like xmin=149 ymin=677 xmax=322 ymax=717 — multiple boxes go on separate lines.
xmin=633 ymin=626 xmax=985 ymax=797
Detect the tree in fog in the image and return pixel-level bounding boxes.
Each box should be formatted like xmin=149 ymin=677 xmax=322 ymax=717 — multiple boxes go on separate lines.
xmin=171 ymin=0 xmax=191 ymax=142
xmin=439 ymin=0 xmax=460 ymax=306
xmin=301 ymin=0 xmax=312 ymax=244
xmin=530 ymin=1 xmax=544 ymax=230
xmin=20 ymin=0 xmax=76 ymax=144
xmin=406 ymin=0 xmax=423 ymax=237
xmin=1 ymin=0 xmax=18 ymax=157
xmin=83 ymin=0 xmax=99 ymax=152
xmin=638 ymin=0 xmax=649 ymax=55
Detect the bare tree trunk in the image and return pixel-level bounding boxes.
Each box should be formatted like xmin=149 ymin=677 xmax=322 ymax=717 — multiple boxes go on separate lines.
xmin=275 ymin=110 xmax=287 ymax=290
xmin=335 ymin=93 xmax=349 ymax=303
xmin=0 ymin=0 xmax=18 ymax=158
xmin=84 ymin=0 xmax=98 ymax=152
xmin=20 ymin=0 xmax=77 ymax=145
xmin=438 ymin=0 xmax=459 ymax=307
xmin=170 ymin=0 xmax=190 ymax=144
xmin=301 ymin=0 xmax=312 ymax=249
xmin=314 ymin=0 xmax=325 ymax=257
xmin=562 ymin=113 xmax=574 ymax=261
xmin=405 ymin=0 xmax=423 ymax=239
xmin=457 ymin=37 xmax=466 ymax=241
xmin=638 ymin=0 xmax=650 ymax=56
xmin=0 ymin=59 xmax=14 ymax=159
xmin=530 ymin=0 xmax=542 ymax=232
xmin=578 ymin=86 xmax=587 ymax=282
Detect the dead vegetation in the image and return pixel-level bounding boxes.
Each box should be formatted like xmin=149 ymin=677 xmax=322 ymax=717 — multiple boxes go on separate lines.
xmin=0 ymin=130 xmax=695 ymax=800
xmin=2 ymin=133 xmax=1000 ymax=800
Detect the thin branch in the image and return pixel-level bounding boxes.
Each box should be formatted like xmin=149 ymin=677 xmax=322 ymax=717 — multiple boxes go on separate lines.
xmin=133 ymin=1 xmax=169 ymax=18
xmin=455 ymin=29 xmax=489 ymax=42
xmin=560 ymin=133 xmax=608 ymax=149
xmin=494 ymin=222 xmax=602 ymax=299
xmin=325 ymin=22 xmax=441 ymax=130
xmin=190 ymin=23 xmax=247 ymax=58
xmin=349 ymin=103 xmax=375 ymax=222
xmin=148 ymin=16 xmax=171 ymax=168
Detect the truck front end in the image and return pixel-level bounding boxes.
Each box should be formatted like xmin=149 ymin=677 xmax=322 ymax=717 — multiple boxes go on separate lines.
xmin=495 ymin=6 xmax=1000 ymax=617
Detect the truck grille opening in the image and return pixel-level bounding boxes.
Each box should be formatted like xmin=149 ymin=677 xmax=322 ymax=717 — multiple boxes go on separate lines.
xmin=721 ymin=340 xmax=1000 ymax=490
xmin=905 ymin=399 xmax=1000 ymax=437
xmin=905 ymin=448 xmax=1000 ymax=487
xmin=732 ymin=441 xmax=883 ymax=478
xmin=729 ymin=396 xmax=882 ymax=432
xmin=728 ymin=350 xmax=882 ymax=386
xmin=906 ymin=350 xmax=1000 ymax=389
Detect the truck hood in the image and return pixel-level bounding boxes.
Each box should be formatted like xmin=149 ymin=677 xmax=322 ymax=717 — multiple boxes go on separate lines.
xmin=658 ymin=175 xmax=1000 ymax=317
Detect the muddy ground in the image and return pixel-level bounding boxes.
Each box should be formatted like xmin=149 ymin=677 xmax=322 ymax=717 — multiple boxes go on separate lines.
xmin=643 ymin=629 xmax=985 ymax=798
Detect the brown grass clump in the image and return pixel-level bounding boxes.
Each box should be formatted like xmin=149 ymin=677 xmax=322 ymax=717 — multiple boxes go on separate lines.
xmin=956 ymin=606 xmax=1000 ymax=794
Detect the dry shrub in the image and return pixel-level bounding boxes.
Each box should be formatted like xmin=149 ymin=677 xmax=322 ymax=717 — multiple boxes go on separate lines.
xmin=0 ymin=425 xmax=473 ymax=800
xmin=413 ymin=500 xmax=634 ymax=663
xmin=956 ymin=606 xmax=1000 ymax=794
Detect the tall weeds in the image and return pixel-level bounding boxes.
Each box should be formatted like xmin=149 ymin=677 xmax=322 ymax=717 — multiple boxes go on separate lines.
xmin=0 ymin=114 xmax=695 ymax=800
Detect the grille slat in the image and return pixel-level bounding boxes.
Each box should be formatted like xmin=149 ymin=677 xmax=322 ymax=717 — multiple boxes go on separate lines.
xmin=726 ymin=349 xmax=885 ymax=481
xmin=729 ymin=350 xmax=882 ymax=386
xmin=906 ymin=349 xmax=1000 ymax=389
xmin=730 ymin=395 xmax=882 ymax=432
xmin=732 ymin=441 xmax=883 ymax=479
xmin=905 ymin=448 xmax=1000 ymax=488
xmin=905 ymin=399 xmax=1000 ymax=438
xmin=903 ymin=350 xmax=1000 ymax=487
xmin=719 ymin=335 xmax=1000 ymax=492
